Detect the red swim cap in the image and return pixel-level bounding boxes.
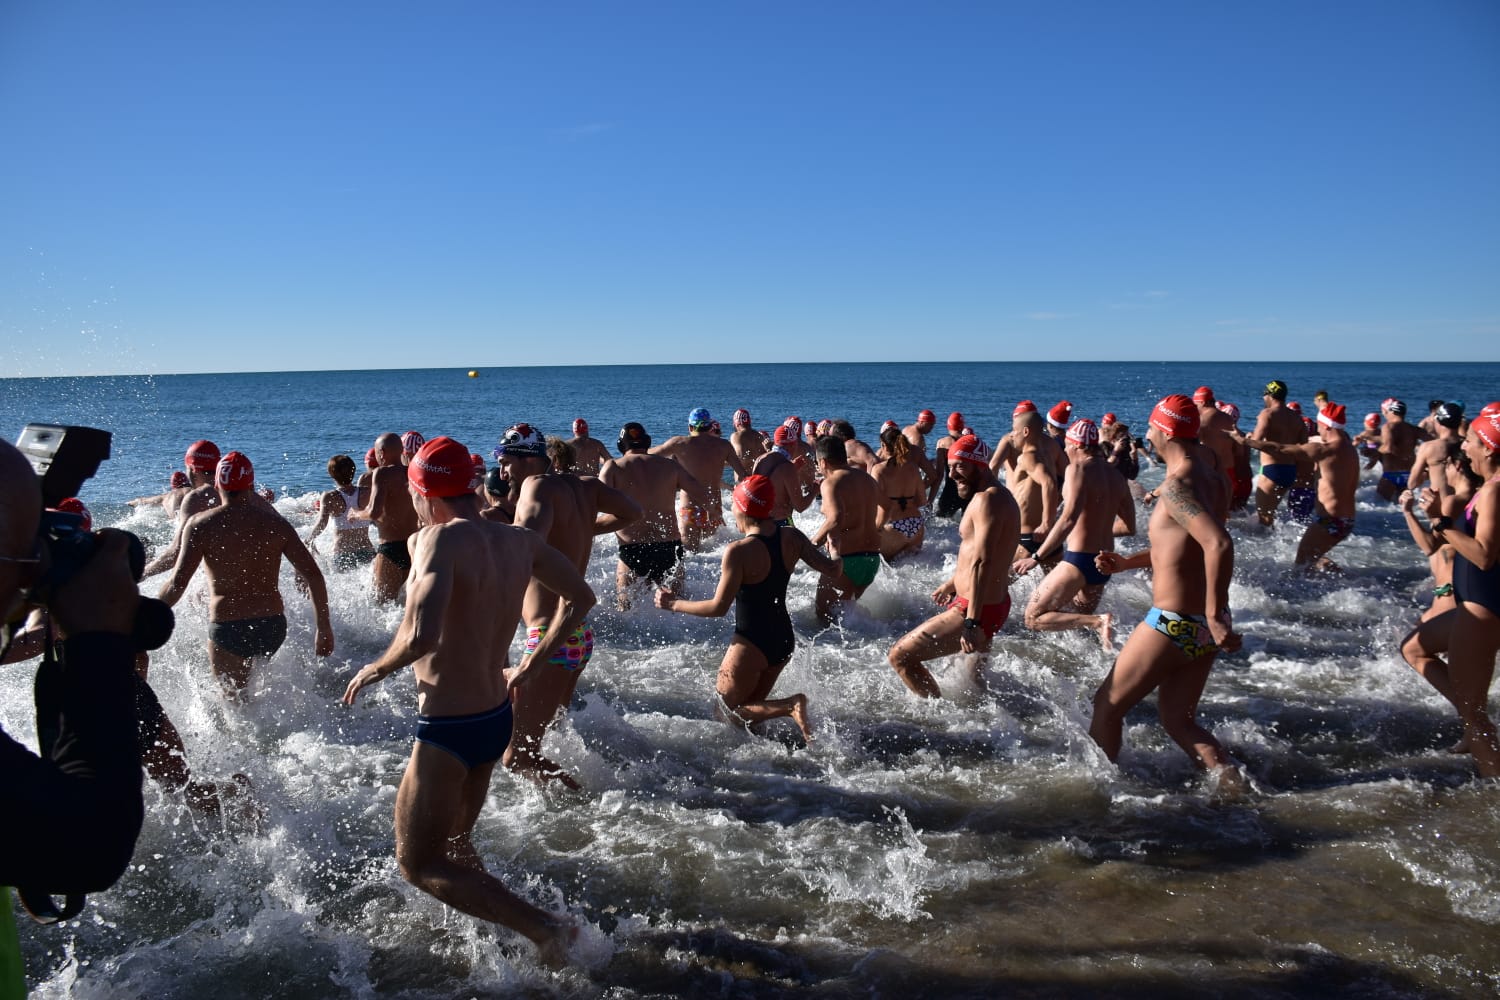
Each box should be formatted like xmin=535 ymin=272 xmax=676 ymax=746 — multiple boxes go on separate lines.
xmin=947 ymin=412 xmax=964 ymax=433
xmin=401 ymin=431 xmax=425 ymax=456
xmin=880 ymin=419 xmax=898 ymax=434
xmin=217 ymin=451 xmax=255 ymax=491
xmin=572 ymin=418 xmax=588 ymax=436
xmin=803 ymin=420 xmax=817 ymax=439
xmin=1013 ymin=400 xmax=1037 ymax=417
xmin=1302 ymin=416 xmax=1317 ymax=436
xmin=1193 ymin=386 xmax=1215 ymax=405
xmin=185 ymin=439 xmax=221 ymax=472
xmin=783 ymin=416 xmax=802 ymax=434
xmin=1363 ymin=412 xmax=1379 ymax=429
xmin=918 ymin=409 xmax=936 ymax=424
xmin=409 ymin=436 xmax=475 ymax=498
xmin=949 ymin=434 xmax=990 ymax=466
xmin=1317 ymin=404 xmax=1347 ymax=431
xmin=1287 ymin=401 xmax=1302 ymax=414
xmin=1215 ymin=401 xmax=1241 ymax=423
xmin=1482 ymin=402 xmax=1500 ymax=418
xmin=733 ymin=474 xmax=776 ymax=519
xmin=1149 ymin=395 xmax=1200 ymax=439
xmin=364 ymin=447 xmax=378 ymax=469
xmin=1474 ymin=414 xmax=1500 ymax=453
xmin=816 ymin=419 xmax=833 ymax=437
xmin=773 ymin=425 xmax=794 ymax=447
xmin=1101 ymin=412 xmax=1117 ymax=427
xmin=469 ymin=453 xmax=485 ymax=490
xmin=54 ymin=497 xmax=92 ymax=532
xmin=733 ymin=408 xmax=751 ymax=428
xmin=170 ymin=470 xmax=190 ymax=489
xmin=1047 ymin=401 xmax=1073 ymax=429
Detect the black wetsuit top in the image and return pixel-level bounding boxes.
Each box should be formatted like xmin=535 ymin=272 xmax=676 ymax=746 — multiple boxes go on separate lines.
xmin=733 ymin=528 xmax=795 ymax=666
xmin=1454 ymin=500 xmax=1500 ymax=615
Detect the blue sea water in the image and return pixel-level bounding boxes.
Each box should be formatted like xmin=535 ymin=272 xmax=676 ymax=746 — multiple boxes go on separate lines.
xmin=3 ymin=361 xmax=1494 ymax=504
xmin=2 ymin=361 xmax=1499 ymax=998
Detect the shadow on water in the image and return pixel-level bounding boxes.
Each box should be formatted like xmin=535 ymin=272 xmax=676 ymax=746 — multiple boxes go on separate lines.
xmin=583 ymin=925 xmax=1459 ymax=1000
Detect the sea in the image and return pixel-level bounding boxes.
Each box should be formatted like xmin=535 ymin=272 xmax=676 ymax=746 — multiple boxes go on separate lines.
xmin=2 ymin=361 xmax=1498 ymax=999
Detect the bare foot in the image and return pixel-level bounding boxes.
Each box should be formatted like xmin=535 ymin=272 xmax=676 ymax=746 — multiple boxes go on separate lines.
xmin=1207 ymin=763 xmax=1250 ymax=802
xmin=1096 ymin=613 xmax=1114 ymax=653
xmin=534 ymin=917 xmax=579 ymax=970
xmin=789 ymin=694 xmax=814 ymax=743
xmin=507 ymin=751 xmax=582 ymax=791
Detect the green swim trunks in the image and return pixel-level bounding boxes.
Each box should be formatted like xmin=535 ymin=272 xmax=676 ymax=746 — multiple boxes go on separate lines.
xmin=841 ymin=551 xmax=881 ymax=588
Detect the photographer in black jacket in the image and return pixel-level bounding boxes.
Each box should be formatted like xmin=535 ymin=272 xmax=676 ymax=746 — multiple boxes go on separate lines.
xmin=1 ymin=436 xmax=145 ymax=924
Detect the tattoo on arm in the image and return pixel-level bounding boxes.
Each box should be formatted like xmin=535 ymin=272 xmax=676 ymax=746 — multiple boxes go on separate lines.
xmin=1163 ymin=477 xmax=1206 ymax=528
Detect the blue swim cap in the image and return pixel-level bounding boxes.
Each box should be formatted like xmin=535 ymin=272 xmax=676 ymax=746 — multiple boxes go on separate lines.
xmin=688 ymin=407 xmax=712 ymax=429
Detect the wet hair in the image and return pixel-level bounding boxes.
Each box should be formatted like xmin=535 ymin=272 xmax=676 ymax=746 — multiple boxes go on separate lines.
xmin=828 ymin=420 xmax=856 ymax=442
xmin=544 ymin=436 xmax=572 ymax=472
xmin=327 ymin=454 xmax=356 ymax=486
xmin=1448 ymin=447 xmax=1482 ymax=492
xmin=880 ymin=426 xmax=910 ymax=464
xmin=815 ymin=436 xmax=847 ymax=464
xmin=1429 ymin=400 xmax=1444 ymax=413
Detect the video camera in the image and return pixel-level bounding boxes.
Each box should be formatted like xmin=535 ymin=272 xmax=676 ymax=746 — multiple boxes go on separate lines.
xmin=11 ymin=424 xmax=173 ymax=651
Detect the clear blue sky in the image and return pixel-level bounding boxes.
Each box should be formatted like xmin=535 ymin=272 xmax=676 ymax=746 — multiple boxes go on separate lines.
xmin=2 ymin=2 xmax=1496 ymax=376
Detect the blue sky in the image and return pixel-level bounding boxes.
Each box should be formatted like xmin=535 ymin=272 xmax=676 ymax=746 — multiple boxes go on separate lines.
xmin=2 ymin=1 xmax=1496 ymax=375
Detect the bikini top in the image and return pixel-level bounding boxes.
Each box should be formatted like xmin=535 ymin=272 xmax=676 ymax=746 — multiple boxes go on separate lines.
xmin=332 ymin=486 xmax=362 ymax=532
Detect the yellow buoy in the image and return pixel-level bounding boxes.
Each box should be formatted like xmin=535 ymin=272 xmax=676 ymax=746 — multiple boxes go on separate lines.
xmin=467 ymin=370 xmax=479 ymax=378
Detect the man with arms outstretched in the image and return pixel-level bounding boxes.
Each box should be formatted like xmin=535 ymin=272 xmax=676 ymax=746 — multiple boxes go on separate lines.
xmin=343 ymin=436 xmax=595 ymax=968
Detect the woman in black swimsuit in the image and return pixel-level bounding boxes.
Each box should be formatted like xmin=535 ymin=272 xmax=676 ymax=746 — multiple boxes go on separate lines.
xmin=1430 ymin=414 xmax=1500 ymax=777
xmin=656 ymin=475 xmax=841 ymax=742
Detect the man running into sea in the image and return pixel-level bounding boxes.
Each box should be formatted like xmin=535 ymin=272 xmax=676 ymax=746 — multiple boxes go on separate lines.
xmin=1376 ymin=398 xmax=1423 ymax=502
xmin=159 ymin=451 xmax=334 ymax=693
xmin=1088 ymin=395 xmax=1244 ymax=786
xmin=807 ymin=435 xmax=882 ymax=624
xmin=730 ymin=408 xmax=767 ymax=467
xmin=900 ymin=409 xmax=940 ymax=496
xmin=887 ymin=436 xmax=1020 ymax=697
xmin=932 ymin=412 xmax=968 ymax=516
xmin=1013 ymin=419 xmax=1135 ymax=651
xmin=1246 ymin=403 xmax=1360 ymax=572
xmin=343 ymin=436 xmax=593 ymax=969
xmin=1245 ymin=379 xmax=1307 ymax=526
xmin=501 ymin=425 xmax=641 ymax=786
xmin=650 ymin=407 xmax=749 ymax=551
xmin=991 ymin=401 xmax=1062 ymax=563
xmin=565 ymin=418 xmax=612 ymax=475
xmin=143 ymin=439 xmax=224 ymax=577
xmin=1409 ymin=402 xmax=1465 ymax=497
xmin=601 ymin=422 xmax=709 ymax=607
xmin=753 ymin=426 xmax=817 ymax=526
xmin=347 ymin=433 xmax=422 ymax=602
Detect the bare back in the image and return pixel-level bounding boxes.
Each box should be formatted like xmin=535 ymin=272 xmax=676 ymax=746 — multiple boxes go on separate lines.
xmin=820 ymin=467 xmax=881 ymax=554
xmin=1010 ymin=446 xmax=1056 ymax=534
xmin=367 ymin=464 xmax=420 ymax=542
xmin=515 ymin=474 xmax=604 ymax=625
xmin=407 ymin=519 xmax=536 ymax=715
xmin=601 ymin=452 xmax=687 ymax=543
xmin=567 ymin=436 xmax=612 ymax=476
xmin=184 ymin=503 xmax=301 ymax=621
xmin=872 ymin=458 xmax=924 ymax=525
xmin=1065 ymin=455 xmax=1132 ymax=553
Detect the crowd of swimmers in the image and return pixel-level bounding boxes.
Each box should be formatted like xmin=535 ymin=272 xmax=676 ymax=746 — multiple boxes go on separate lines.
xmin=13 ymin=382 xmax=1498 ymax=967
